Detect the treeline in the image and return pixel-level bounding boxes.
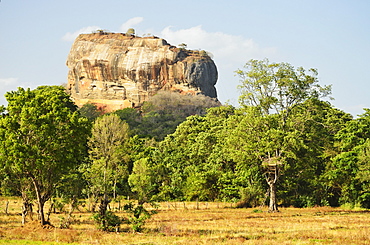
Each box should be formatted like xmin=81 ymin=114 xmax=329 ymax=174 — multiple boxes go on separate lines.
xmin=1 ymin=59 xmax=370 ymax=231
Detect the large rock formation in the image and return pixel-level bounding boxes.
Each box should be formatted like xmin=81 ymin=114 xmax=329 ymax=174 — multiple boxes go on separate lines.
xmin=66 ymin=32 xmax=218 ymax=111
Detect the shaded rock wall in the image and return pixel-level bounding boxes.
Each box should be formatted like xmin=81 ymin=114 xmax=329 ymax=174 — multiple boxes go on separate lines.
xmin=66 ymin=33 xmax=218 ymax=111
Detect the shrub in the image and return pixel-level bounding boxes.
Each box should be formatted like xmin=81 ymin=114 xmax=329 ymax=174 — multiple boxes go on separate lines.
xmin=123 ymin=202 xmax=157 ymax=232
xmin=92 ymin=211 xmax=123 ymax=231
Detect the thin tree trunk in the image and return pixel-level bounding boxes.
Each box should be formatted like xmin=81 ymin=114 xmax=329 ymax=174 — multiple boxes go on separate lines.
xmin=5 ymin=200 xmax=9 ymax=215
xmin=113 ymin=180 xmax=117 ymax=200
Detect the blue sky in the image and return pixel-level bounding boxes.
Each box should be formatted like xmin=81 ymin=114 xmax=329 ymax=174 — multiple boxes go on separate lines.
xmin=0 ymin=0 xmax=369 ymax=116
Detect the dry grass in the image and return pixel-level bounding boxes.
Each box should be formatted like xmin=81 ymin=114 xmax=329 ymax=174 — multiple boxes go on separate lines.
xmin=0 ymin=198 xmax=370 ymax=244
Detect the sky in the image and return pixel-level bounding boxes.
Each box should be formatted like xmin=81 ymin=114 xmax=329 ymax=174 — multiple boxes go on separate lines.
xmin=0 ymin=0 xmax=369 ymax=117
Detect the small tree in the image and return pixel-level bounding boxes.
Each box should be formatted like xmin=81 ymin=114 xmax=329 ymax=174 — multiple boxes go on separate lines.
xmin=126 ymin=28 xmax=135 ymax=37
xmin=126 ymin=157 xmax=158 ymax=232
xmin=178 ymin=43 xmax=187 ymax=50
xmin=86 ymin=114 xmax=130 ymax=230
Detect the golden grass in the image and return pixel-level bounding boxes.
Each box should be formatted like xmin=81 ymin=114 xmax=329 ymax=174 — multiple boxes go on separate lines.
xmin=0 ymin=198 xmax=370 ymax=244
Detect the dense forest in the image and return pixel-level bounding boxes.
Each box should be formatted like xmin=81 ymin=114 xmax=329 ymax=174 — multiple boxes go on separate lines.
xmin=1 ymin=59 xmax=370 ymax=230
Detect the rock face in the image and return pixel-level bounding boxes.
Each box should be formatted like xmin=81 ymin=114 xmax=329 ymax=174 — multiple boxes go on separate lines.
xmin=66 ymin=32 xmax=218 ymax=111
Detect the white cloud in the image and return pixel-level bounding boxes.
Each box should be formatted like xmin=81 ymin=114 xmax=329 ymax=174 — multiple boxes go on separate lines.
xmin=62 ymin=26 xmax=101 ymax=42
xmin=0 ymin=77 xmax=18 ymax=86
xmin=120 ymin=17 xmax=144 ymax=32
xmin=160 ymin=25 xmax=276 ymax=65
xmin=160 ymin=25 xmax=277 ymax=105
xmin=0 ymin=77 xmax=26 ymax=106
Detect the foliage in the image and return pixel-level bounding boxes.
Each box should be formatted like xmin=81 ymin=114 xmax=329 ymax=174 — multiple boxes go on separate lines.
xmin=113 ymin=108 xmax=141 ymax=136
xmin=129 ymin=158 xmax=157 ymax=204
xmin=0 ymin=86 xmax=90 ymax=225
xmin=78 ymin=103 xmax=102 ymax=121
xmin=236 ymin=58 xmax=332 ymax=118
xmin=113 ymin=92 xmax=220 ymax=141
xmin=157 ymin=106 xmax=236 ymax=201
xmin=2 ymin=56 xmax=370 ymax=231
xmin=178 ymin=43 xmax=187 ymax=49
xmin=92 ymin=210 xmax=123 ymax=231
xmin=323 ymin=109 xmax=370 ymax=207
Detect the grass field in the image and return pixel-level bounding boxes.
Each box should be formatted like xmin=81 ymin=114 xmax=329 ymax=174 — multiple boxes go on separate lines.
xmin=0 ymin=198 xmax=370 ymax=244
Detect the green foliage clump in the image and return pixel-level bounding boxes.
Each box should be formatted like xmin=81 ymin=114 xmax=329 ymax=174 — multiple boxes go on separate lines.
xmin=93 ymin=210 xmax=123 ymax=231
xmin=114 ymin=91 xmax=220 ymax=140
xmin=78 ymin=103 xmax=102 ymax=121
xmin=123 ymin=202 xmax=157 ymax=232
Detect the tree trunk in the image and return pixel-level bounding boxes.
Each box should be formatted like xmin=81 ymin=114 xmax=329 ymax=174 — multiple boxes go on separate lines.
xmin=268 ymin=181 xmax=278 ymax=212
xmin=5 ymin=200 xmax=9 ymax=215
xmin=99 ymin=195 xmax=110 ymax=229
xmin=266 ymin=163 xmax=279 ymax=212
xmin=38 ymin=200 xmax=46 ymax=225
xmin=21 ymin=202 xmax=27 ymax=225
xmin=32 ymin=179 xmax=47 ymax=225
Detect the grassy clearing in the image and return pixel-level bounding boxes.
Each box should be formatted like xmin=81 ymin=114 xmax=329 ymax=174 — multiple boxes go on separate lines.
xmin=0 ymin=198 xmax=370 ymax=244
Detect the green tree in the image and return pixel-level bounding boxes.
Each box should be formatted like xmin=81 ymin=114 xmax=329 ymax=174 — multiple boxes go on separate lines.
xmin=357 ymin=139 xmax=370 ymax=208
xmin=235 ymin=59 xmax=332 ymax=211
xmin=126 ymin=28 xmax=135 ymax=36
xmin=86 ymin=114 xmax=130 ymax=230
xmin=0 ymin=86 xmax=90 ymax=225
xmin=158 ymin=106 xmax=235 ymax=201
xmin=129 ymin=157 xmax=157 ymax=204
xmin=279 ymin=99 xmax=351 ymax=207
xmin=324 ymin=109 xmax=370 ymax=207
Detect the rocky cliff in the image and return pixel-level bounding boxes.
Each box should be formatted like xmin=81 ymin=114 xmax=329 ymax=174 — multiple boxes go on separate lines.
xmin=66 ymin=32 xmax=218 ymax=111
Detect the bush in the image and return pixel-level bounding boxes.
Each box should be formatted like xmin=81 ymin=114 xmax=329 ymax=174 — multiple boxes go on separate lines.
xmin=123 ymin=202 xmax=157 ymax=232
xmin=236 ymin=186 xmax=265 ymax=208
xmin=92 ymin=211 xmax=123 ymax=231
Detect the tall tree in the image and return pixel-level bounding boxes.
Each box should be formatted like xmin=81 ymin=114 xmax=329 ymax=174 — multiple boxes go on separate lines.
xmin=0 ymin=86 xmax=90 ymax=225
xmin=86 ymin=114 xmax=130 ymax=230
xmin=235 ymin=59 xmax=332 ymax=211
